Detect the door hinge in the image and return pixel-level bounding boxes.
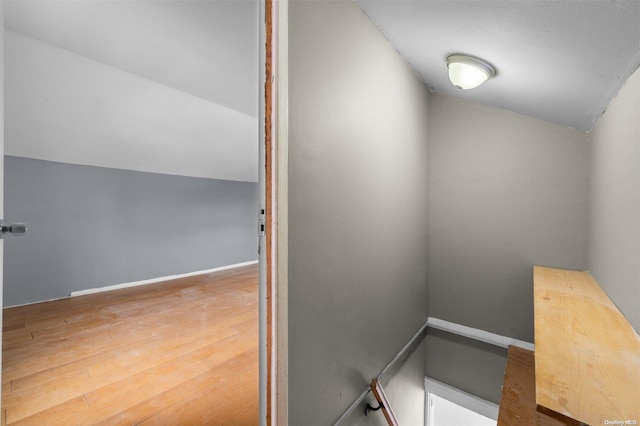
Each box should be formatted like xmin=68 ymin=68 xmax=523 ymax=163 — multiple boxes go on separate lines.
xmin=258 ymin=208 xmax=266 ymax=237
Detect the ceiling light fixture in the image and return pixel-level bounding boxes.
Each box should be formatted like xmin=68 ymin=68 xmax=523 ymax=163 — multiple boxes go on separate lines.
xmin=446 ymin=54 xmax=496 ymax=90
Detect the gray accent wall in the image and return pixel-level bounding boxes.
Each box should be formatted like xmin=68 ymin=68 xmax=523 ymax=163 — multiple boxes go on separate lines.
xmin=588 ymin=67 xmax=640 ymax=332
xmin=428 ymin=94 xmax=588 ymax=343
xmin=288 ymin=0 xmax=430 ymax=424
xmin=426 ymin=94 xmax=589 ymax=403
xmin=4 ymin=156 xmax=258 ymax=307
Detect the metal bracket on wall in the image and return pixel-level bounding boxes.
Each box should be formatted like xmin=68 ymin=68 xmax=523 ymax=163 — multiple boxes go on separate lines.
xmin=364 ymin=402 xmax=382 ymax=416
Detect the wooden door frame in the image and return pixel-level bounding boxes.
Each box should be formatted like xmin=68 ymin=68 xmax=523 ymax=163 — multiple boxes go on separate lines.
xmin=0 ymin=0 xmax=5 ymax=403
xmin=261 ymin=0 xmax=288 ymax=424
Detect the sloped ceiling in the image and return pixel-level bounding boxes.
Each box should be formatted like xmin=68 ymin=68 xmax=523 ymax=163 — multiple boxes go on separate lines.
xmin=356 ymin=0 xmax=640 ymax=131
xmin=4 ymin=0 xmax=258 ymax=182
xmin=8 ymin=0 xmax=637 ymax=179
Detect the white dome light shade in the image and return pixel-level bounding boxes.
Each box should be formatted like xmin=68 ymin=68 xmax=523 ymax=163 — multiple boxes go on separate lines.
xmin=447 ymin=54 xmax=496 ymax=90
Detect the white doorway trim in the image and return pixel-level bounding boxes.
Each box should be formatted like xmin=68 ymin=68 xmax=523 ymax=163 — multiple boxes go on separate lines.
xmin=274 ymin=0 xmax=289 ymax=424
xmin=424 ymin=377 xmax=498 ymax=426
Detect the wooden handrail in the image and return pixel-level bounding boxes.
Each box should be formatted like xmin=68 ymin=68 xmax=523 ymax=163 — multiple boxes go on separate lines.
xmin=369 ymin=379 xmax=399 ymax=426
xmin=333 ymin=321 xmax=428 ymax=425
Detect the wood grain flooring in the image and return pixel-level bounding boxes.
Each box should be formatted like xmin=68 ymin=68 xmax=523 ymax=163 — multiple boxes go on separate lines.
xmin=2 ymin=264 xmax=259 ymax=425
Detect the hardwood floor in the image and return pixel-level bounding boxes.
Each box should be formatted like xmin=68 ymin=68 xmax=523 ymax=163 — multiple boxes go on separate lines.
xmin=1 ymin=264 xmax=259 ymax=425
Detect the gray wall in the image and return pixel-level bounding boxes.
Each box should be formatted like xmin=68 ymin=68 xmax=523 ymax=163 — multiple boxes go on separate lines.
xmin=428 ymin=94 xmax=588 ymax=343
xmin=425 ymin=331 xmax=507 ymax=404
xmin=288 ymin=0 xmax=430 ymax=424
xmin=588 ymin=67 xmax=640 ymax=332
xmin=4 ymin=156 xmax=258 ymax=307
xmin=426 ymin=94 xmax=589 ymax=403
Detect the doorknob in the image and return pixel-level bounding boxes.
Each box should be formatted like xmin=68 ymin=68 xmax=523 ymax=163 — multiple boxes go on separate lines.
xmin=0 ymin=222 xmax=28 ymax=238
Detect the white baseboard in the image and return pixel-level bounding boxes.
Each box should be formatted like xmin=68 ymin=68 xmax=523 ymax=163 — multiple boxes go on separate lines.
xmin=426 ymin=317 xmax=534 ymax=351
xmin=5 ymin=295 xmax=72 ymax=309
xmin=70 ymin=260 xmax=258 ymax=297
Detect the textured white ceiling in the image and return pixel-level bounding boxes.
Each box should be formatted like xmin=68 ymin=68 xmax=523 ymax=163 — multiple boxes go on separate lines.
xmin=356 ymin=0 xmax=640 ymax=131
xmin=4 ymin=0 xmax=258 ymax=182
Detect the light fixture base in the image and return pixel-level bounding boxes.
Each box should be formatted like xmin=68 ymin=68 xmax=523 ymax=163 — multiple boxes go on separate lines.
xmin=446 ymin=54 xmax=496 ymax=90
